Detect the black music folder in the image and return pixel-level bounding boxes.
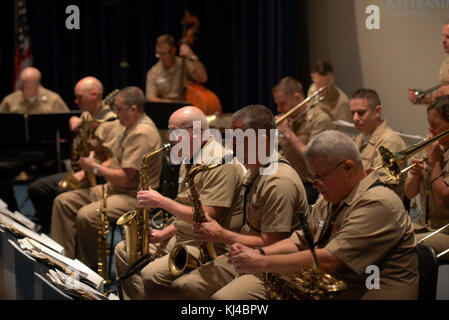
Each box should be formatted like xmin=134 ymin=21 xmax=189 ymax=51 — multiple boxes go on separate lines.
xmin=144 ymin=101 xmax=190 ymax=129
xmin=0 ymin=113 xmax=27 ymax=145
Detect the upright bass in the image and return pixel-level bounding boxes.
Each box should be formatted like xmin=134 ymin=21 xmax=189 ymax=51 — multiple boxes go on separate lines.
xmin=178 ymin=11 xmax=222 ymax=116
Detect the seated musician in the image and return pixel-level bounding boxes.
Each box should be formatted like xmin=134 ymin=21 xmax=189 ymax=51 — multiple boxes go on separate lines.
xmin=228 ymin=130 xmax=419 ymax=300
xmin=0 ymin=67 xmax=69 ymax=114
xmin=145 ymin=34 xmax=208 ymax=103
xmin=350 ymin=88 xmax=406 ymax=198
xmin=114 ymin=106 xmax=245 ymax=299
xmin=50 ymin=86 xmax=163 ymax=270
xmin=27 ymin=76 xmax=117 ymax=234
xmin=0 ymin=67 xmax=70 ymax=212
xmin=274 ymin=76 xmax=333 ymax=205
xmin=169 ymin=105 xmax=309 ymax=300
xmin=405 ymin=95 xmax=449 ymax=262
xmin=307 ymin=60 xmax=352 ymax=122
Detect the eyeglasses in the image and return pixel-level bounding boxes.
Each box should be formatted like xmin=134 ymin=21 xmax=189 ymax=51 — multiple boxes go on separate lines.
xmin=112 ymin=104 xmax=130 ymax=113
xmin=155 ymin=50 xmax=172 ymax=58
xmin=311 ymin=160 xmax=346 ymax=185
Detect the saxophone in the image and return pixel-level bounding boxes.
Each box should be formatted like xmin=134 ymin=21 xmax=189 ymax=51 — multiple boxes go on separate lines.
xmin=168 ymin=163 xmax=221 ymax=276
xmin=116 ymin=143 xmax=172 ymax=265
xmin=263 ymin=213 xmax=347 ymax=300
xmin=96 ymin=183 xmax=110 ymax=286
xmin=61 ymin=89 xmax=119 ymax=190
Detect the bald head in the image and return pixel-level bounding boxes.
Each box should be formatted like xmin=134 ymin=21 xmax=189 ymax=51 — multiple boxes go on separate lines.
xmin=74 ymin=76 xmax=104 ymax=113
xmin=20 ymin=67 xmax=42 ymax=98
xmin=168 ymin=106 xmax=208 ymax=130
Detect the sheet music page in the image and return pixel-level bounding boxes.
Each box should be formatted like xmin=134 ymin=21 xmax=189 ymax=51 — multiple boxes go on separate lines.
xmin=0 ymin=207 xmax=36 ymax=231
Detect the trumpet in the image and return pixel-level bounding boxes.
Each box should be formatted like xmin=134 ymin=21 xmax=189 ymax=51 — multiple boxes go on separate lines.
xmin=376 ymin=128 xmax=449 ymax=182
xmin=413 ymin=80 xmax=449 ymax=103
xmin=275 ymin=86 xmax=327 ymax=126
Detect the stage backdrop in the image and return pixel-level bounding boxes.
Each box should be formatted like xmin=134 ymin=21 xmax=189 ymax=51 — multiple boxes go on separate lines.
xmin=0 ymin=0 xmax=310 ymax=116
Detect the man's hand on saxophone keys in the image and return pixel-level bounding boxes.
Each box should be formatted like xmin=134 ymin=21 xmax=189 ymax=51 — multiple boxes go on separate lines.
xmin=137 ymin=187 xmax=166 ymax=208
xmin=193 ymin=212 xmax=223 ymax=242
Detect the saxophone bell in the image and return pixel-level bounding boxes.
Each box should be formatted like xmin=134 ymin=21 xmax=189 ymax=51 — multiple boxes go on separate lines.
xmin=167 ymin=243 xmax=200 ymax=276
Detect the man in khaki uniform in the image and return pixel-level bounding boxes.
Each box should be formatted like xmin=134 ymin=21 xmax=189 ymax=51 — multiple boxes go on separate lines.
xmin=307 ymin=60 xmax=351 ymax=123
xmin=229 ymin=130 xmax=419 ymax=300
xmin=0 ymin=67 xmax=68 ymax=114
xmin=408 ymin=19 xmax=449 ymax=104
xmin=170 ymin=105 xmax=309 ymax=300
xmin=50 ymin=87 xmax=162 ymax=269
xmin=114 ymin=106 xmax=246 ymax=299
xmin=145 ymin=34 xmax=208 ymax=102
xmin=405 ymin=95 xmax=449 ymax=262
xmin=28 ymin=76 xmax=117 ymax=234
xmin=350 ymin=88 xmax=406 ymax=198
xmin=273 ymin=76 xmax=333 ymax=205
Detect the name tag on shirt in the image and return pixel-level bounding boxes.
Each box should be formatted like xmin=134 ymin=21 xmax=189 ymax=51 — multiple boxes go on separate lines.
xmin=317 ymin=219 xmax=325 ymax=228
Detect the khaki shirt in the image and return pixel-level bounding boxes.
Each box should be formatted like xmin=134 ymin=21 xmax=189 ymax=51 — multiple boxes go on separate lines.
xmin=415 ymin=148 xmax=449 ymax=232
xmin=279 ymin=107 xmax=333 ymax=182
xmin=439 ymin=56 xmax=449 ymax=84
xmin=241 ymin=153 xmax=308 ymax=236
xmin=145 ymin=57 xmax=196 ymax=101
xmin=173 ymin=138 xmax=246 ymax=255
xmin=290 ymin=171 xmax=418 ymax=300
xmin=107 ymin=113 xmax=162 ymax=196
xmin=355 ymin=120 xmax=406 ymax=194
xmin=307 ymin=84 xmax=351 ymax=122
xmin=0 ymin=86 xmax=69 ymax=114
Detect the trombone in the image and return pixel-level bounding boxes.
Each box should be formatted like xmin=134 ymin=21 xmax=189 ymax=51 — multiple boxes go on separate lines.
xmin=275 ymin=86 xmax=327 ymax=125
xmin=376 ymin=128 xmax=449 ymax=182
xmin=413 ymin=80 xmax=449 ymax=103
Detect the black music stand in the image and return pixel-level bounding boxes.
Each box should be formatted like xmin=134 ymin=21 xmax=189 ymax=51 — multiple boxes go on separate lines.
xmin=144 ymin=101 xmax=190 ymax=129
xmin=27 ymin=111 xmax=82 ymax=172
xmin=0 ymin=113 xmax=27 ymax=145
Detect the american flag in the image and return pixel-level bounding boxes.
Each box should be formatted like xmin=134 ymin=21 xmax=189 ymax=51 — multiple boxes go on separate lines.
xmin=13 ymin=0 xmax=33 ymax=91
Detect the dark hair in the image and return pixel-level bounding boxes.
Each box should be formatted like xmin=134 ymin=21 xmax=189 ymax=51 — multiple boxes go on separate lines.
xmin=231 ymin=105 xmax=276 ymax=130
xmin=117 ymin=86 xmax=145 ymax=112
xmin=272 ymin=77 xmax=304 ymax=97
xmin=428 ymin=95 xmax=449 ymax=123
xmin=312 ymin=60 xmax=334 ymax=75
xmin=351 ymin=88 xmax=381 ymax=109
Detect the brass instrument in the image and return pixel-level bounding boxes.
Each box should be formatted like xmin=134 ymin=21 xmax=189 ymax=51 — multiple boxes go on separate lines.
xmin=413 ymin=81 xmax=449 ymax=103
xmin=116 ymin=143 xmax=172 ymax=265
xmin=150 ymin=209 xmax=175 ymax=229
xmin=275 ymin=86 xmax=327 ymax=125
xmin=61 ymin=89 xmax=119 ymax=190
xmin=168 ymin=163 xmax=221 ymax=276
xmin=376 ymin=128 xmax=449 ymax=181
xmin=96 ymin=184 xmax=110 ymax=286
xmin=263 ymin=213 xmax=346 ymax=300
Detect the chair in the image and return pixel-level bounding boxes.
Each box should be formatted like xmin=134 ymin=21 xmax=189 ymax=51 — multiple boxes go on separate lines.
xmin=417 ymin=242 xmax=438 ymax=300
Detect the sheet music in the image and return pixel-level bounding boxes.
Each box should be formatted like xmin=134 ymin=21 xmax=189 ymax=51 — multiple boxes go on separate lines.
xmin=0 ymin=206 xmax=36 ymax=231
xmin=0 ymin=212 xmax=64 ymax=255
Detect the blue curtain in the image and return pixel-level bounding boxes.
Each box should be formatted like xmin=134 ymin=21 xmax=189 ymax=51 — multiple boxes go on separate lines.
xmin=1 ymin=0 xmax=310 ymax=115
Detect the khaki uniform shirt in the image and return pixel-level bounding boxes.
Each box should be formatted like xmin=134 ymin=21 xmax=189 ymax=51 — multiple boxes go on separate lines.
xmin=173 ymin=138 xmax=246 ymax=255
xmin=279 ymin=107 xmax=333 ymax=182
xmin=107 ymin=113 xmax=162 ymax=196
xmin=355 ymin=120 xmax=406 ymax=195
xmin=0 ymin=86 xmax=69 ymax=114
xmin=439 ymin=56 xmax=449 ymax=84
xmin=415 ymin=148 xmax=449 ymax=232
xmin=290 ymin=171 xmax=418 ymax=300
xmin=307 ymin=84 xmax=351 ymax=122
xmin=145 ymin=57 xmax=196 ymax=101
xmin=240 ymin=153 xmax=308 ymax=236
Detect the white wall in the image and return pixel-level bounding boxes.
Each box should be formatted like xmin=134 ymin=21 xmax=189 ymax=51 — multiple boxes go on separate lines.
xmin=307 ymin=0 xmax=448 ymax=137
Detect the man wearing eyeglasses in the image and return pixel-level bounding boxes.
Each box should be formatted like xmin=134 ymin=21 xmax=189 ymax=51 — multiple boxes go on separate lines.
xmin=350 ymin=88 xmax=406 ymax=198
xmin=228 ymin=130 xmax=419 ymax=300
xmin=145 ymin=34 xmax=208 ymax=103
xmin=27 ymin=76 xmax=117 ymax=234
xmin=50 ymin=86 xmax=163 ymax=270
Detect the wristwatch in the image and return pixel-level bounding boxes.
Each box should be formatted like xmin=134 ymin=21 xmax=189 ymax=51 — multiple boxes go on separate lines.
xmin=93 ymin=163 xmax=101 ymax=176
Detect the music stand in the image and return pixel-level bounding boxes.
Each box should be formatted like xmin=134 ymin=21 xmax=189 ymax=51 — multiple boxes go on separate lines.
xmin=0 ymin=113 xmax=27 ymax=145
xmin=27 ymin=110 xmax=82 ymax=172
xmin=144 ymin=101 xmax=190 ymax=129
